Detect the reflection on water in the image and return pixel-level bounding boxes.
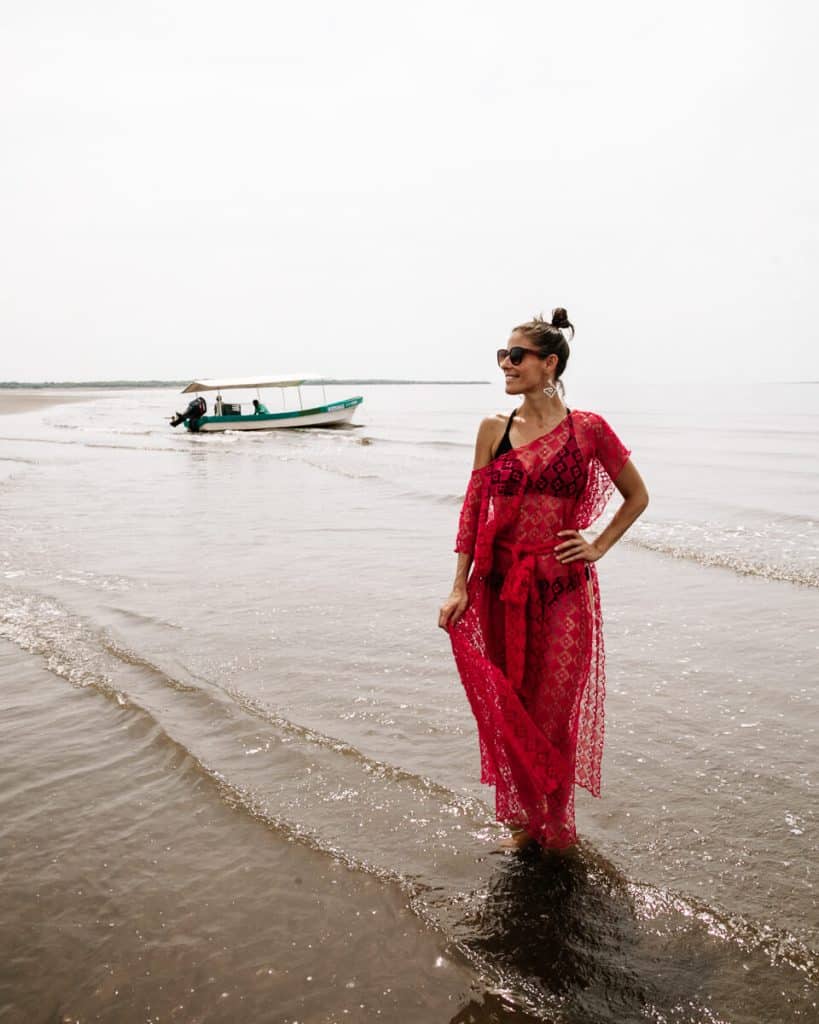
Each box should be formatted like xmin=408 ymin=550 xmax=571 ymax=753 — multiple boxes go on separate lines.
xmin=464 ymin=849 xmax=643 ymax=1017
xmin=446 ymin=842 xmax=815 ymax=1023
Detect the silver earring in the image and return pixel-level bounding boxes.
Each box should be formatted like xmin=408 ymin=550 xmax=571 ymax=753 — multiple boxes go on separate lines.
xmin=543 ymin=381 xmax=558 ymax=398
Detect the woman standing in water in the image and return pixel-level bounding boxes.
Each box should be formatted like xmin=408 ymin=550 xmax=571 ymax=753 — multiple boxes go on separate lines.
xmin=438 ymin=309 xmax=649 ymax=851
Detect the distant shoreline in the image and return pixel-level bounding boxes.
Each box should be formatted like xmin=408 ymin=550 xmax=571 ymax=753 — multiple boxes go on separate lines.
xmin=0 ymin=379 xmax=490 ymax=390
xmin=1 ymin=378 xmax=814 ymax=391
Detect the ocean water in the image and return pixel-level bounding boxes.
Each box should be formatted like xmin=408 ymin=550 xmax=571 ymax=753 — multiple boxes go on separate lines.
xmin=0 ymin=381 xmax=816 ymax=1023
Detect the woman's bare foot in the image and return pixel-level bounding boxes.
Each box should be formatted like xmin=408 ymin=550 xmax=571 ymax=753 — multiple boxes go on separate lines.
xmin=497 ymin=827 xmax=537 ymax=851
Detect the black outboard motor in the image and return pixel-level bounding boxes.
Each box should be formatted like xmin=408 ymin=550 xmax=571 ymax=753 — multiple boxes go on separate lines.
xmin=170 ymin=396 xmax=207 ymax=428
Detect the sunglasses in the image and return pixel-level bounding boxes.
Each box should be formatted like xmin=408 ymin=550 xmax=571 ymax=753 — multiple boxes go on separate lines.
xmin=496 ymin=346 xmax=545 ymax=367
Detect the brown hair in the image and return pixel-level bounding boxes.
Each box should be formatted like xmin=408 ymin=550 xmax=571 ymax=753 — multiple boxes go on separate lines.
xmin=512 ymin=307 xmax=575 ymax=390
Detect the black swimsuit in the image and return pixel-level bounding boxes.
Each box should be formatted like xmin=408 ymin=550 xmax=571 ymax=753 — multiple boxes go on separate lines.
xmin=494 ymin=408 xmax=572 ymax=459
xmin=492 ymin=406 xmax=587 ymax=578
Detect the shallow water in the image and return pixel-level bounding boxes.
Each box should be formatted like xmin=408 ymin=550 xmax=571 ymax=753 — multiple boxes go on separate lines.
xmin=0 ymin=382 xmax=816 ymax=1022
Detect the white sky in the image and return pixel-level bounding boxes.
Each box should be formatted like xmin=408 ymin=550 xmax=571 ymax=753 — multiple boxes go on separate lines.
xmin=1 ymin=1 xmax=817 ymax=383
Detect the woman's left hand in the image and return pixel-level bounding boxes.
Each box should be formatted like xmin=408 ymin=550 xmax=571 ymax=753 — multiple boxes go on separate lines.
xmin=554 ymin=530 xmax=602 ymax=565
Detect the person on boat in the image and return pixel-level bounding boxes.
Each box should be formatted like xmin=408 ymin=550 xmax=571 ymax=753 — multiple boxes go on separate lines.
xmin=438 ymin=307 xmax=649 ymax=853
xmin=214 ymin=393 xmax=223 ymax=416
xmin=252 ymin=399 xmax=269 ymax=415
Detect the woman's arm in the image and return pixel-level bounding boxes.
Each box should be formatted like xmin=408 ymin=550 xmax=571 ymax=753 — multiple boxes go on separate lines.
xmin=438 ymin=416 xmax=503 ymax=629
xmin=453 ymin=548 xmax=473 ymax=581
xmin=555 ymin=459 xmax=649 ymax=565
xmin=452 ymin=415 xmax=503 ymax=563
xmin=472 ymin=415 xmax=503 ymax=471
xmin=590 ymin=460 xmax=649 ymax=557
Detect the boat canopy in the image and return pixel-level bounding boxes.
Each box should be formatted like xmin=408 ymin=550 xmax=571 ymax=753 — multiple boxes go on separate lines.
xmin=181 ymin=375 xmax=317 ymax=393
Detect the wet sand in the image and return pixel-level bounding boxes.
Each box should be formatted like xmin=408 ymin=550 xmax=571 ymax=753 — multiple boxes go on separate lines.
xmin=0 ymin=391 xmax=96 ymax=415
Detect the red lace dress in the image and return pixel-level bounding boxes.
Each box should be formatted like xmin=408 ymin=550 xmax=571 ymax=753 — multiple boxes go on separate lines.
xmin=449 ymin=410 xmax=631 ymax=849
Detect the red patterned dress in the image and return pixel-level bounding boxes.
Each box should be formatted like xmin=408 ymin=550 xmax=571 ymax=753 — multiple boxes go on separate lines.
xmin=449 ymin=409 xmax=631 ymax=849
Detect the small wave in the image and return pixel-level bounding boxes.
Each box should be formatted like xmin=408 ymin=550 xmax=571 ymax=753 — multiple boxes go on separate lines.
xmin=98 ymin=638 xmax=201 ymax=693
xmin=0 ymin=584 xmax=497 ymax=893
xmin=423 ymin=439 xmax=473 ymax=449
xmin=103 ymin=605 xmax=185 ymax=632
xmin=289 ymin=457 xmax=383 ymax=482
xmin=98 ymin=632 xmax=486 ymax=819
xmin=628 ymin=881 xmax=818 ymax=979
xmin=358 ymin=435 xmax=472 ymax=450
xmin=625 ymin=535 xmax=819 ymax=588
xmin=0 ymin=434 xmax=79 ymax=446
xmin=0 ymin=592 xmax=125 ymax=699
xmin=83 ymin=441 xmax=183 ymax=453
xmin=99 ymin=428 xmax=160 ymax=438
xmin=407 ymin=489 xmax=464 ymax=506
xmin=50 ymin=422 xmax=159 ymax=437
xmin=383 ymin=487 xmax=464 ymax=506
xmin=0 ymin=587 xmax=485 ymax=820
xmin=0 ymin=434 xmax=183 ymax=454
xmin=224 ymin=684 xmax=488 ymax=818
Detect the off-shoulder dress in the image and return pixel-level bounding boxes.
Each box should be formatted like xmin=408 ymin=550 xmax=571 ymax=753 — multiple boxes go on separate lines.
xmin=449 ymin=409 xmax=631 ymax=848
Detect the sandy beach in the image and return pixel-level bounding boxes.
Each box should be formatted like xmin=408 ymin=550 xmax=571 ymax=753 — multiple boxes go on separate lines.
xmin=0 ymin=390 xmax=96 ymax=415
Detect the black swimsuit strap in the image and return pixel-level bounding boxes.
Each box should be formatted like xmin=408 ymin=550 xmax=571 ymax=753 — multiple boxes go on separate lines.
xmin=495 ymin=406 xmax=572 ymax=459
xmin=492 ymin=409 xmax=517 ymax=458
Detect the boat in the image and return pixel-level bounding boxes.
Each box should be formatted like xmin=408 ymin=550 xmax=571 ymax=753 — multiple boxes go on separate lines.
xmin=168 ymin=376 xmax=363 ymax=433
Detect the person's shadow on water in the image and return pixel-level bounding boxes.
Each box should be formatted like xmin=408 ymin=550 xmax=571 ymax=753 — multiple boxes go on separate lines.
xmin=448 ymin=843 xmax=718 ymax=1024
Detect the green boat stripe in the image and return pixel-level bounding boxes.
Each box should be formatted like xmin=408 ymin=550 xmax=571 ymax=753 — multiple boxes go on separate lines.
xmin=197 ymin=396 xmax=363 ymax=425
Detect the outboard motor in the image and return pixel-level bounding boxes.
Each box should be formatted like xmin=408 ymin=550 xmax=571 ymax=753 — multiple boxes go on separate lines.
xmin=170 ymin=396 xmax=207 ymax=428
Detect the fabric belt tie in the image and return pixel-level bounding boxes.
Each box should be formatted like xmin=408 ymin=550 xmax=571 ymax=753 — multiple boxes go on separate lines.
xmin=498 ymin=544 xmax=555 ymax=693
xmin=499 ymin=552 xmax=536 ymax=606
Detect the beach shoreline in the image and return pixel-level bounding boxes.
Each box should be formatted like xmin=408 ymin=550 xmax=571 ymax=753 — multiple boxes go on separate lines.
xmin=0 ymin=390 xmax=97 ymax=416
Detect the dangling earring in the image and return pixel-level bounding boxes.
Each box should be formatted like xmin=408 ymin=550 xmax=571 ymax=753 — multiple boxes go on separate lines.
xmin=543 ymin=380 xmax=558 ymax=398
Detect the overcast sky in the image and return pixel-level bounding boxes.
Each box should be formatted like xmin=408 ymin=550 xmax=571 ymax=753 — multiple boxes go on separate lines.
xmin=1 ymin=1 xmax=817 ymax=384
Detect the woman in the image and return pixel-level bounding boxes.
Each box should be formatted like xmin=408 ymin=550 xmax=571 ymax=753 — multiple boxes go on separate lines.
xmin=438 ymin=308 xmax=648 ymax=852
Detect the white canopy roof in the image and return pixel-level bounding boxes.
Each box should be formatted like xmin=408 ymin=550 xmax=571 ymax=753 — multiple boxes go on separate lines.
xmin=181 ymin=375 xmax=317 ymax=393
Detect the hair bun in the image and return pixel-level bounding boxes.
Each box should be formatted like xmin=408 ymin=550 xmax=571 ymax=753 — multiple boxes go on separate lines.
xmin=550 ymin=307 xmax=574 ymax=337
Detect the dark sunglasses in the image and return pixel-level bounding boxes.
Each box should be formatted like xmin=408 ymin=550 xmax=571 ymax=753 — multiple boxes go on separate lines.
xmin=496 ymin=346 xmax=545 ymax=367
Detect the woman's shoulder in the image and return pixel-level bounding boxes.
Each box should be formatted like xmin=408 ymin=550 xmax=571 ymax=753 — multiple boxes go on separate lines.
xmin=570 ymin=409 xmax=614 ymax=443
xmin=569 ymin=408 xmax=602 ymax=427
xmin=470 ymin=412 xmax=511 ymax=471
xmin=572 ymin=409 xmax=624 ymax=429
xmin=476 ymin=411 xmax=511 ymax=436
xmin=571 ymin=410 xmax=629 ymax=453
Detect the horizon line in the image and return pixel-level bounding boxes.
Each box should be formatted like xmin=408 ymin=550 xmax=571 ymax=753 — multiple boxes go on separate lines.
xmin=0 ymin=378 xmax=492 ymax=390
